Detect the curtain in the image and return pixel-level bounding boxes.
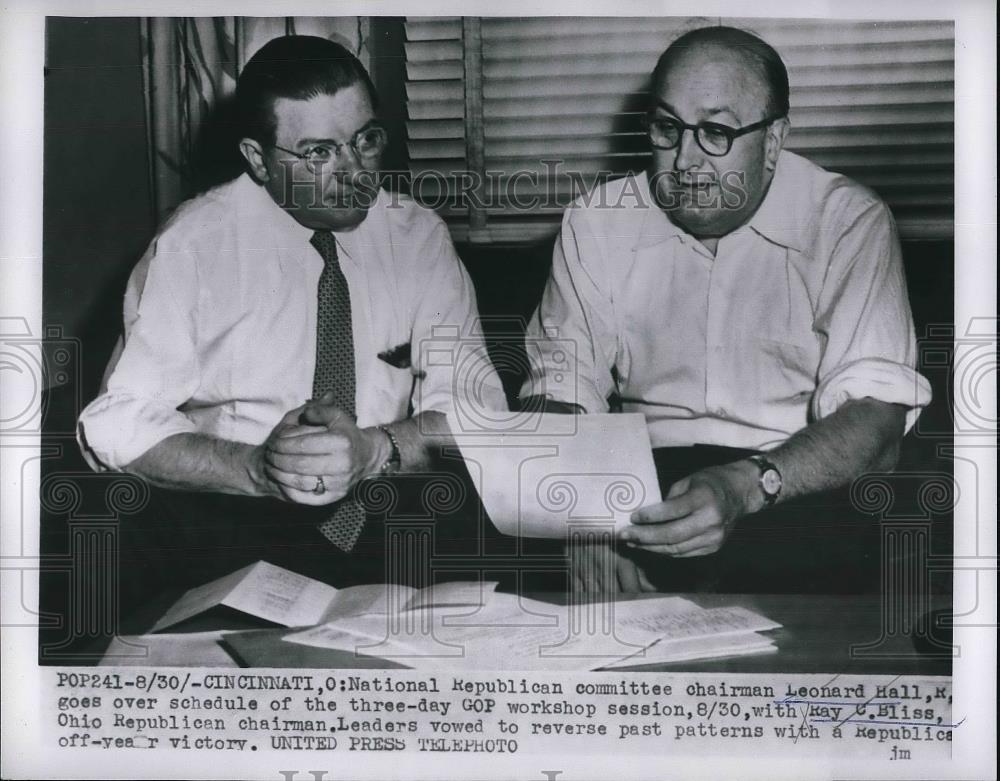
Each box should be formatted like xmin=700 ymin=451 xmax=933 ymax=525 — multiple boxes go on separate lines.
xmin=404 ymin=17 xmax=954 ymax=243
xmin=140 ymin=16 xmax=369 ymax=226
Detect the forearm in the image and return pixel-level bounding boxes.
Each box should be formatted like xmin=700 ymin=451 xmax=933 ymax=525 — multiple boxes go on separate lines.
xmin=727 ymin=398 xmax=907 ymax=515
xmin=126 ymin=432 xmax=272 ymax=497
xmin=770 ymin=398 xmax=905 ymax=499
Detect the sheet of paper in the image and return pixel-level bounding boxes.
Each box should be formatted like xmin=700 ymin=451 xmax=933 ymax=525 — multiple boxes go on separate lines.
xmin=448 ymin=412 xmax=661 ymax=537
xmin=319 ymin=583 xmax=416 ymax=622
xmin=152 ymin=561 xmax=340 ymax=632
xmin=151 ymin=562 xmax=258 ymax=632
xmin=402 ymin=580 xmax=499 ymax=611
xmin=100 ymin=631 xmax=238 ymax=668
xmin=601 ymin=633 xmax=778 ymax=669
xmin=283 ymin=620 xmax=419 ymax=660
xmin=616 ymin=604 xmax=781 ymax=640
xmin=225 ymin=561 xmax=340 ymax=627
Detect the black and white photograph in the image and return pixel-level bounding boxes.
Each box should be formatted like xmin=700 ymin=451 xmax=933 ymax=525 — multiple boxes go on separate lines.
xmin=1 ymin=1 xmax=995 ymax=779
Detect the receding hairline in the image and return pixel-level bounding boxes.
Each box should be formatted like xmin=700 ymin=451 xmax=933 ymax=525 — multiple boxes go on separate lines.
xmin=651 ymin=32 xmax=787 ymax=117
xmin=654 ymin=40 xmax=771 ymax=93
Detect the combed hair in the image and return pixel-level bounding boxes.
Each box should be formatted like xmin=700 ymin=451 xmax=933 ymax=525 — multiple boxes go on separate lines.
xmin=236 ymin=35 xmax=378 ymax=147
xmin=652 ymin=26 xmax=790 ymax=117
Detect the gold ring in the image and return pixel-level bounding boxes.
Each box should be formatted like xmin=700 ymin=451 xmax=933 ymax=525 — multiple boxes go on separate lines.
xmin=313 ymin=476 xmax=326 ymax=496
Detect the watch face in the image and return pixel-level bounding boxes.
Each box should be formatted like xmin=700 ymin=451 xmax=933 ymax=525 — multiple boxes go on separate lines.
xmin=761 ymin=469 xmax=782 ymax=495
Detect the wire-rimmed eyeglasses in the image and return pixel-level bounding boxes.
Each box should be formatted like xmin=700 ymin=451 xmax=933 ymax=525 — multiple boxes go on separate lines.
xmin=272 ymin=124 xmax=388 ymax=172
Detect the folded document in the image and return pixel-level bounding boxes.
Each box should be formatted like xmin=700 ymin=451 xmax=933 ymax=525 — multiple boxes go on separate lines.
xmin=152 ymin=561 xmax=497 ymax=632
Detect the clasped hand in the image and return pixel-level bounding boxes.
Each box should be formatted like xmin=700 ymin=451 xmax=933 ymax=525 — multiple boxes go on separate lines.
xmin=257 ymin=392 xmax=386 ymax=505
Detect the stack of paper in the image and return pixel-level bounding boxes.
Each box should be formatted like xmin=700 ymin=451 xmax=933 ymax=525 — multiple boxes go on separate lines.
xmin=284 ymin=590 xmax=780 ymax=670
xmin=152 ymin=562 xmax=780 ymax=670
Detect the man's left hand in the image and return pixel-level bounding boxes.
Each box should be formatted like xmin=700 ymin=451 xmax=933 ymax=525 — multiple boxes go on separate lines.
xmin=263 ymin=393 xmax=389 ymax=505
xmin=619 ymin=461 xmax=761 ymax=557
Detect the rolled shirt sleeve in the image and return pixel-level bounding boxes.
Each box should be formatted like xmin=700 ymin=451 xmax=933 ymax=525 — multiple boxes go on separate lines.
xmin=811 ymin=200 xmax=932 ymax=430
xmin=520 ymin=206 xmax=619 ymax=413
xmin=77 ymin=238 xmax=202 ymax=471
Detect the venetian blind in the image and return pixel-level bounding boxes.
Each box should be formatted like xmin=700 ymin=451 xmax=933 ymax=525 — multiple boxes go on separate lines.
xmin=404 ymin=17 xmax=954 ymax=243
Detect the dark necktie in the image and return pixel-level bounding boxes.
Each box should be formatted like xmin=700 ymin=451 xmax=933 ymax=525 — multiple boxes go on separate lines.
xmin=309 ymin=230 xmax=367 ymax=552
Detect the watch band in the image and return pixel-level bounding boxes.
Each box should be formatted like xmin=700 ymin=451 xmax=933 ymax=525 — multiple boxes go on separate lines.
xmin=376 ymin=425 xmax=402 ymax=474
xmin=748 ymin=454 xmax=782 ymax=506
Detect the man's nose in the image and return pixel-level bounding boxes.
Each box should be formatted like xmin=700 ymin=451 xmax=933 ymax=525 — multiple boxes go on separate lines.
xmin=673 ymin=128 xmax=703 ymax=172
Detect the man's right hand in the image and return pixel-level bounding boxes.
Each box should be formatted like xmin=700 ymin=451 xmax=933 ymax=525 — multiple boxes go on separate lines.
xmin=247 ymin=403 xmax=320 ymax=501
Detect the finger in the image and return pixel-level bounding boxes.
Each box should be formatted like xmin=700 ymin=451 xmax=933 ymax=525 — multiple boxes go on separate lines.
xmin=300 ymin=403 xmax=354 ymax=428
xmin=269 ymin=430 xmax=349 ymax=455
xmin=279 ymin=486 xmax=342 ymax=506
xmin=579 ymin=549 xmax=603 ymax=595
xmin=674 ymin=544 xmax=724 ymax=558
xmin=665 ymin=476 xmax=691 ymax=499
xmin=577 ymin=555 xmax=596 ymax=594
xmin=264 ymin=463 xmax=331 ymax=495
xmin=265 ymin=449 xmax=345 ymax=478
xmin=264 ymin=453 xmax=354 ymax=497
xmin=637 ymin=568 xmax=657 ymax=592
xmin=619 ymin=512 xmax=711 ymax=547
xmin=630 ymin=489 xmax=702 ymax=524
xmin=626 ymin=529 xmax=721 ymax=556
xmin=279 ymin=404 xmax=309 ymax=425
xmin=616 ymin=556 xmax=641 ymax=593
xmin=274 ymin=423 xmax=329 ymax=440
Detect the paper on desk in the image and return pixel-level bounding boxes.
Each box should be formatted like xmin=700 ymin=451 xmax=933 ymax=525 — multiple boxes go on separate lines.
xmin=615 ymin=604 xmax=782 ymax=641
xmin=287 ymin=611 xmax=627 ymax=672
xmin=152 ymin=561 xmax=338 ymax=632
xmin=447 ymin=412 xmax=661 ymax=537
xmin=319 ymin=580 xmax=499 ymax=620
xmin=283 ymin=592 xmax=782 ymax=671
xmin=600 ymin=633 xmax=777 ymax=669
xmin=100 ymin=631 xmax=238 ymax=668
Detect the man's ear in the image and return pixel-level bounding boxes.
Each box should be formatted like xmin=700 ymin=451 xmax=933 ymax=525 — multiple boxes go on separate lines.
xmin=239 ymin=138 xmax=270 ymax=182
xmin=764 ymin=117 xmax=790 ymax=172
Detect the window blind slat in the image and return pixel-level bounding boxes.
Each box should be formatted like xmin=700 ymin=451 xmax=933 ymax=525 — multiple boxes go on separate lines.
xmin=404 ymin=16 xmax=954 ymax=241
xmin=404 ymin=40 xmax=463 ymax=63
xmin=481 ymin=110 xmax=954 ymax=138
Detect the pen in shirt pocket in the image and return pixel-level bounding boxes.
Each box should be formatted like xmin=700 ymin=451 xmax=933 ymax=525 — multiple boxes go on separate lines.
xmin=378 ymin=342 xmax=426 ymax=379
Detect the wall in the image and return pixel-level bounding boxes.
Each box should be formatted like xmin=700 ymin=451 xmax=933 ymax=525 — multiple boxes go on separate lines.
xmin=44 ymin=17 xmax=154 ymax=400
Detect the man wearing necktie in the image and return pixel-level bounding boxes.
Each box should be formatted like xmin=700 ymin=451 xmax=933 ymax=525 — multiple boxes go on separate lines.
xmin=77 ymin=36 xmax=506 ymax=593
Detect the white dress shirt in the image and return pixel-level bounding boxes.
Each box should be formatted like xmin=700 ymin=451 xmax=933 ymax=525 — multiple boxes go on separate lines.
xmin=78 ymin=174 xmax=506 ymax=471
xmin=521 ymin=151 xmax=931 ymax=451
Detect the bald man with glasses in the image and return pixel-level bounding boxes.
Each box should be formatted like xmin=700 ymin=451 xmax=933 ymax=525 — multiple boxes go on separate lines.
xmin=521 ymin=26 xmax=931 ymax=594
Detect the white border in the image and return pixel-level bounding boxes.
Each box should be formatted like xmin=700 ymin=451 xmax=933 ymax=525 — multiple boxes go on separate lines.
xmin=1 ymin=1 xmax=995 ymax=779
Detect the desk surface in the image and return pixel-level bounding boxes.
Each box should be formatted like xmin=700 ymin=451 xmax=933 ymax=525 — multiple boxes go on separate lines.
xmin=99 ymin=591 xmax=952 ymax=676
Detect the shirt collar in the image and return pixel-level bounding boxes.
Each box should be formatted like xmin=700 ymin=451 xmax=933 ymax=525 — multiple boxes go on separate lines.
xmin=744 ymin=150 xmax=806 ymax=253
xmin=633 ymin=151 xmax=807 ymax=254
xmin=238 ymin=173 xmax=392 ymax=262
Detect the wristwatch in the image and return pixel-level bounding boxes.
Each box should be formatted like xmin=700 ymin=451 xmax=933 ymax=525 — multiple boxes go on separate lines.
xmin=748 ymin=454 xmax=782 ymax=506
xmin=376 ymin=425 xmax=402 ymax=474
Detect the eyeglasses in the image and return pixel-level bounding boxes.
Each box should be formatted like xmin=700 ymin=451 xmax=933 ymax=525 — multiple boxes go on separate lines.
xmin=272 ymin=124 xmax=388 ymax=172
xmin=643 ymin=113 xmax=782 ymax=157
